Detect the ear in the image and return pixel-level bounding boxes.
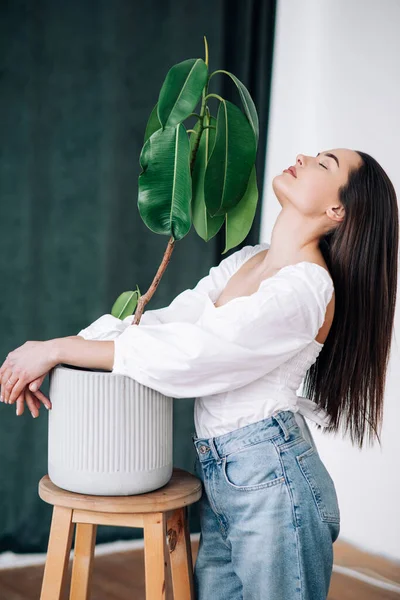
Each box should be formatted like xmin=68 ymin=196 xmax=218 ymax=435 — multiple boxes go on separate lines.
xmin=327 ymin=204 xmax=345 ymax=223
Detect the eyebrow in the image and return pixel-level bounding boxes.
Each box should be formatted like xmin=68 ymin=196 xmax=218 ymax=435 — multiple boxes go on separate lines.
xmin=316 ymin=152 xmax=340 ymax=168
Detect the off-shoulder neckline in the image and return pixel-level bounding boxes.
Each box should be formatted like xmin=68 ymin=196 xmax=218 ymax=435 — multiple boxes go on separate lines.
xmin=253 ymin=242 xmax=334 ymax=287
xmin=208 ymin=242 xmax=334 ymax=347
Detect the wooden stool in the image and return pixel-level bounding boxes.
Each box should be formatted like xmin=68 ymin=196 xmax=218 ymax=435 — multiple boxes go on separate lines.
xmin=38 ymin=467 xmax=202 ymax=600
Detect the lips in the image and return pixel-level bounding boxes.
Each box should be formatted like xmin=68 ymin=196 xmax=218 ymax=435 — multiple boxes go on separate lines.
xmin=283 ymin=166 xmax=297 ymax=178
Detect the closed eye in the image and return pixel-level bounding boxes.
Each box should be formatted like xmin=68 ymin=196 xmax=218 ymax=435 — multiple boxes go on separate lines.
xmin=319 ymin=163 xmax=328 ymax=169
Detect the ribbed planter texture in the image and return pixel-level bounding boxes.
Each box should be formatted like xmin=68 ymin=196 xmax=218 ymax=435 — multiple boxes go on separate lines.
xmin=47 ymin=364 xmax=173 ymax=496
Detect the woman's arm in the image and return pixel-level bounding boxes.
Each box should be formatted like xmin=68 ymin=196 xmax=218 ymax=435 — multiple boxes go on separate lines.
xmin=52 ymin=336 xmax=115 ymax=372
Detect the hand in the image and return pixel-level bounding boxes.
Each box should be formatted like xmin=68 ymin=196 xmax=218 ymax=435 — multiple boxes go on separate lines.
xmin=0 ymin=340 xmax=56 ymax=405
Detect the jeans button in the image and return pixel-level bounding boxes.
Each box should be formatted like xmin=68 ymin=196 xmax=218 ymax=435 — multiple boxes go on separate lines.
xmin=199 ymin=445 xmax=208 ymax=454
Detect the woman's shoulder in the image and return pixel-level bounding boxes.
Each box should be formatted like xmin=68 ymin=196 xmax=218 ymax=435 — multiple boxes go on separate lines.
xmin=288 ymin=261 xmax=333 ymax=293
xmin=266 ymin=260 xmax=334 ymax=313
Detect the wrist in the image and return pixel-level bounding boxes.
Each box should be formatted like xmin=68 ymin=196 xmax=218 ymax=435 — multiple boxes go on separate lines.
xmin=47 ymin=338 xmax=63 ymax=366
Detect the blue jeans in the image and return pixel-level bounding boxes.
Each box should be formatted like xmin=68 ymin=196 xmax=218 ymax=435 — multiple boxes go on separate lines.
xmin=191 ymin=409 xmax=340 ymax=600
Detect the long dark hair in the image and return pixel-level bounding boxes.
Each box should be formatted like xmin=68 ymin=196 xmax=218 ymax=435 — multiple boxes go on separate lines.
xmin=303 ymin=151 xmax=399 ymax=449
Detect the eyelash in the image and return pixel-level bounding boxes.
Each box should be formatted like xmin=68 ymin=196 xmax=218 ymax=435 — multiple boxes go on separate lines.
xmin=319 ymin=163 xmax=328 ymax=170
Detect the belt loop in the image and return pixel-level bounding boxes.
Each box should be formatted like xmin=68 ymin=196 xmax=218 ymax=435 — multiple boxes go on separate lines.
xmin=272 ymin=413 xmax=290 ymax=441
xmin=209 ymin=438 xmax=222 ymax=464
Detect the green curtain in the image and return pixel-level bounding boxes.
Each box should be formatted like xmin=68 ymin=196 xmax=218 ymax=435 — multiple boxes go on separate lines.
xmin=0 ymin=0 xmax=276 ymax=553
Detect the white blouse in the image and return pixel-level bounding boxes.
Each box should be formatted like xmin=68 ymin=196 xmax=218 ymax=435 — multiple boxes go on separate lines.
xmin=77 ymin=242 xmax=335 ymax=439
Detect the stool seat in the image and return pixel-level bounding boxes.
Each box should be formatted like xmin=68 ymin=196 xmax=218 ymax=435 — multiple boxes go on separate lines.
xmin=39 ymin=467 xmax=202 ymax=513
xmin=38 ymin=467 xmax=202 ymax=599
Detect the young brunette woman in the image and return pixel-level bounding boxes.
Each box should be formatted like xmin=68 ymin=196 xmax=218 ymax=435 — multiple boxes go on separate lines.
xmin=1 ymin=148 xmax=398 ymax=600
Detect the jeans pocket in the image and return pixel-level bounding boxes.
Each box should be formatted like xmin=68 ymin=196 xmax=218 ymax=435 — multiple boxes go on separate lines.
xmin=296 ymin=446 xmax=340 ymax=525
xmin=222 ymin=440 xmax=285 ymax=492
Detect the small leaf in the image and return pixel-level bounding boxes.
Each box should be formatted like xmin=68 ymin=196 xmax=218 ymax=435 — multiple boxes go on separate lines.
xmin=111 ymin=291 xmax=140 ymax=320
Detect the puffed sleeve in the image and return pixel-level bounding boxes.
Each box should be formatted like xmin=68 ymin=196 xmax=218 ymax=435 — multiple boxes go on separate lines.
xmin=111 ymin=262 xmax=334 ymax=398
xmin=76 ymin=244 xmax=260 ymax=340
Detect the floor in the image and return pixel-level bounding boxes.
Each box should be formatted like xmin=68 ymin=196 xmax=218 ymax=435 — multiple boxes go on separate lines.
xmin=0 ymin=538 xmax=399 ymax=599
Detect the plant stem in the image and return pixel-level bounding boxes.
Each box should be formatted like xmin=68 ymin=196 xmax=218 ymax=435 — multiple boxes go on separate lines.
xmin=132 ymin=236 xmax=176 ymax=325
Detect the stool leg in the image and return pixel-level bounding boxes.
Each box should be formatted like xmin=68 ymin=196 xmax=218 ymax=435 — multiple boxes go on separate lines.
xmin=143 ymin=512 xmax=167 ymax=600
xmin=40 ymin=505 xmax=75 ymax=600
xmin=69 ymin=522 xmax=97 ymax=600
xmin=167 ymin=507 xmax=195 ymax=599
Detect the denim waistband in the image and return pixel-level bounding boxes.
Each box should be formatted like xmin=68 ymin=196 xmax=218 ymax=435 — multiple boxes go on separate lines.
xmin=191 ymin=410 xmax=298 ymax=460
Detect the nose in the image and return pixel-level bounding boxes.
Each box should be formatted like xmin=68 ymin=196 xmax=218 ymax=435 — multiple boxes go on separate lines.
xmin=296 ymin=154 xmax=305 ymax=167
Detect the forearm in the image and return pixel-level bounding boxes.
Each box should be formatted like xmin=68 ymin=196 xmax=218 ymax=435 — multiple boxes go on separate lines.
xmin=51 ymin=336 xmax=115 ymax=372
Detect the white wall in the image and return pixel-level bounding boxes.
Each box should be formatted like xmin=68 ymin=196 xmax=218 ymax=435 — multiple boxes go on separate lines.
xmin=261 ymin=0 xmax=400 ymax=561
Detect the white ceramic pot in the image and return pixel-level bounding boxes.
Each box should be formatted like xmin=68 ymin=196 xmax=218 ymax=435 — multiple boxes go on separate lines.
xmin=47 ymin=364 xmax=173 ymax=495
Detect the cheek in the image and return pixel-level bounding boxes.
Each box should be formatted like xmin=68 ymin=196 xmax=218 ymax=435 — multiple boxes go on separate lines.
xmin=294 ymin=178 xmax=328 ymax=214
xmin=299 ymin=185 xmax=320 ymax=210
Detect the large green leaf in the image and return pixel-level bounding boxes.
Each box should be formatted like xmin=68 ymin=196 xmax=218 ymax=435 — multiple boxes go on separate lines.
xmin=158 ymin=58 xmax=208 ymax=128
xmin=204 ymin=100 xmax=257 ymax=217
xmin=143 ymin=102 xmax=162 ymax=144
xmin=190 ymin=116 xmax=224 ymax=241
xmin=138 ymin=124 xmax=192 ymax=240
xmin=210 ymin=70 xmax=259 ymax=147
xmin=222 ymin=164 xmax=259 ymax=254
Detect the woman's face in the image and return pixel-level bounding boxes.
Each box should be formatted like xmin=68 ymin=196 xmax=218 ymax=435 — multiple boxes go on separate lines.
xmin=272 ymin=148 xmax=363 ymax=217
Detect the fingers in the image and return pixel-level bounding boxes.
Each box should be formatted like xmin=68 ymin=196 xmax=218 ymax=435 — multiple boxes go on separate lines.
xmin=29 ymin=375 xmax=52 ymax=410
xmin=15 ymin=394 xmax=25 ymax=416
xmin=0 ymin=367 xmax=13 ymax=402
xmin=24 ymin=388 xmax=40 ymax=419
xmin=29 ymin=374 xmax=46 ymax=393
xmin=15 ymin=386 xmax=51 ymax=417
xmin=1 ymin=368 xmax=24 ymax=405
xmin=33 ymin=388 xmax=52 ymax=410
xmin=8 ymin=377 xmax=25 ymax=405
xmin=2 ymin=373 xmax=49 ymax=405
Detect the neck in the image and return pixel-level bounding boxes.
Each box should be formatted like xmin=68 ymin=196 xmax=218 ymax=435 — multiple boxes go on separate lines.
xmin=262 ymin=207 xmax=324 ymax=269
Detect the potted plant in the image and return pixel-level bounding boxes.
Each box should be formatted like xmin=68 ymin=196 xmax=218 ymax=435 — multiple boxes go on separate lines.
xmin=48 ymin=36 xmax=260 ymax=495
